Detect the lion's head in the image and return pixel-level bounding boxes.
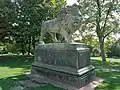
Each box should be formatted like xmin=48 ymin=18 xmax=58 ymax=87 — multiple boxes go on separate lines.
xmin=58 ymin=4 xmax=82 ymax=20
xmin=64 ymin=14 xmax=80 ymax=34
xmin=58 ymin=4 xmax=82 ymax=32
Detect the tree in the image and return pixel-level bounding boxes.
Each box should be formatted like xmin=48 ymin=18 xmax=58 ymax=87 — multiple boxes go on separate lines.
xmin=78 ymin=0 xmax=120 ymax=64
xmin=0 ymin=0 xmax=11 ymax=44
xmin=0 ymin=0 xmax=66 ymax=54
xmin=108 ymin=38 xmax=120 ymax=57
xmin=95 ymin=0 xmax=119 ymax=63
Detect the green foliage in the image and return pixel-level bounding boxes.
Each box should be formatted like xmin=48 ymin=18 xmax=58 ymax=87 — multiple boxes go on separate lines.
xmin=0 ymin=46 xmax=7 ymax=54
xmin=1 ymin=0 xmax=119 ymax=57
xmin=92 ymin=49 xmax=101 ymax=57
xmin=77 ymin=0 xmax=120 ymax=62
xmin=6 ymin=43 xmax=17 ymax=53
xmin=104 ymin=36 xmax=117 ymax=53
xmin=0 ymin=0 xmax=66 ymax=54
xmin=108 ymin=39 xmax=120 ymax=57
xmin=115 ymin=44 xmax=120 ymax=57
xmin=0 ymin=0 xmax=11 ymax=42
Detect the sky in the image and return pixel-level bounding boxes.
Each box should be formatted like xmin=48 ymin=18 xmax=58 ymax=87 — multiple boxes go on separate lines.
xmin=66 ymin=0 xmax=78 ymax=5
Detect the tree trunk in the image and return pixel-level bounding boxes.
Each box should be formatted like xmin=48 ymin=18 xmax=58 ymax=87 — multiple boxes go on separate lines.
xmin=28 ymin=36 xmax=31 ymax=55
xmin=99 ymin=39 xmax=106 ymax=64
xmin=32 ymin=36 xmax=35 ymax=50
xmin=21 ymin=40 xmax=25 ymax=55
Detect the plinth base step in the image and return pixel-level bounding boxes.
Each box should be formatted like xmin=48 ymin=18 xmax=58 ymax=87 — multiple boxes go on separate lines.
xmin=31 ymin=63 xmax=95 ymax=88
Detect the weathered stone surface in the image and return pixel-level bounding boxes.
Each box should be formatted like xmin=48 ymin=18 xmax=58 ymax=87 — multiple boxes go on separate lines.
xmin=40 ymin=4 xmax=82 ymax=43
xmin=31 ymin=43 xmax=95 ymax=89
xmin=35 ymin=43 xmax=90 ymax=69
xmin=32 ymin=64 xmax=95 ymax=88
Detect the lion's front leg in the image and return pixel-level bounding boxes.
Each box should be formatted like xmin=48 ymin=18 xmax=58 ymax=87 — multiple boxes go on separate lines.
xmin=60 ymin=30 xmax=69 ymax=43
xmin=39 ymin=28 xmax=45 ymax=44
xmin=68 ymin=34 xmax=75 ymax=43
xmin=50 ymin=33 xmax=58 ymax=43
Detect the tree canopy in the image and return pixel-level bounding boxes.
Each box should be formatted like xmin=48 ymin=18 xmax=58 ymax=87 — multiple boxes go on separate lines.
xmin=0 ymin=0 xmax=120 ymax=62
xmin=77 ymin=0 xmax=120 ymax=63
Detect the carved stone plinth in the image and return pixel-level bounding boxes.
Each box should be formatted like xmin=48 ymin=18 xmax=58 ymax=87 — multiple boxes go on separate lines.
xmin=31 ymin=43 xmax=95 ymax=89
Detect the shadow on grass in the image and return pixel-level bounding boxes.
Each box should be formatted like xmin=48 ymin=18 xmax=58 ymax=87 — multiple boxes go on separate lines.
xmin=0 ymin=75 xmax=28 ymax=90
xmin=95 ymin=70 xmax=120 ymax=90
xmin=0 ymin=75 xmax=64 ymax=90
xmin=112 ymin=57 xmax=120 ymax=59
xmin=0 ymin=55 xmax=34 ymax=69
xmin=0 ymin=55 xmax=64 ymax=90
xmin=0 ymin=55 xmax=120 ymax=90
xmin=25 ymin=84 xmax=65 ymax=90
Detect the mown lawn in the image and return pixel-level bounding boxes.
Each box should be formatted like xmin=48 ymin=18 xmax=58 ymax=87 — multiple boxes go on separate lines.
xmin=91 ymin=57 xmax=120 ymax=90
xmin=0 ymin=55 xmax=64 ymax=90
xmin=0 ymin=55 xmax=120 ymax=90
xmin=95 ymin=70 xmax=120 ymax=90
xmin=0 ymin=55 xmax=32 ymax=90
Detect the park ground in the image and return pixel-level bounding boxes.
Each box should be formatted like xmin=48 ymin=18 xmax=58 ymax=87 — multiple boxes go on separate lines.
xmin=0 ymin=55 xmax=120 ymax=90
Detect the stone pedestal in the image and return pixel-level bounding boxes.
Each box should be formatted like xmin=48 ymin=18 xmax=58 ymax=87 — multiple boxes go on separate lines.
xmin=31 ymin=43 xmax=95 ymax=89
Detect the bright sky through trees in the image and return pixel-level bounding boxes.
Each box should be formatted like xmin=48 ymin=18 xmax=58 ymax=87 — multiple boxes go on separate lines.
xmin=66 ymin=0 xmax=120 ymax=39
xmin=66 ymin=0 xmax=78 ymax=5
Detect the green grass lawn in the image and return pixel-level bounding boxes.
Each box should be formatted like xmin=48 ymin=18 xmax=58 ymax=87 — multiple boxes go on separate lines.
xmin=95 ymin=70 xmax=120 ymax=90
xmin=0 ymin=55 xmax=64 ymax=90
xmin=91 ymin=57 xmax=120 ymax=90
xmin=0 ymin=55 xmax=120 ymax=90
xmin=0 ymin=55 xmax=32 ymax=90
xmin=91 ymin=57 xmax=120 ymax=70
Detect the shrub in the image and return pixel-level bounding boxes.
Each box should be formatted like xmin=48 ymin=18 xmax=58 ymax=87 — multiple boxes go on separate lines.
xmin=107 ymin=39 xmax=120 ymax=57
xmin=6 ymin=43 xmax=17 ymax=53
xmin=92 ymin=48 xmax=101 ymax=57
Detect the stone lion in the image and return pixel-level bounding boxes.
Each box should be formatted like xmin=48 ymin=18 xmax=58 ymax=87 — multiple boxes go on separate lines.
xmin=40 ymin=4 xmax=82 ymax=43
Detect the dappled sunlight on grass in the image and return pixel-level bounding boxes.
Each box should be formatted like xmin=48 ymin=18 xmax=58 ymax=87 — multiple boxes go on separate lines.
xmin=0 ymin=55 xmax=33 ymax=79
xmin=0 ymin=87 xmax=2 ymax=90
xmin=0 ymin=55 xmax=64 ymax=90
xmin=0 ymin=55 xmax=33 ymax=90
xmin=0 ymin=67 xmax=25 ymax=79
xmin=95 ymin=70 xmax=120 ymax=90
xmin=91 ymin=57 xmax=120 ymax=90
xmin=0 ymin=55 xmax=120 ymax=90
xmin=91 ymin=57 xmax=120 ymax=63
xmin=91 ymin=57 xmax=120 ymax=70
xmin=0 ymin=75 xmax=28 ymax=90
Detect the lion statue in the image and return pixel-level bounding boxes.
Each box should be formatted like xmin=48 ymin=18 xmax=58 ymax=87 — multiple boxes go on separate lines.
xmin=40 ymin=4 xmax=82 ymax=43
